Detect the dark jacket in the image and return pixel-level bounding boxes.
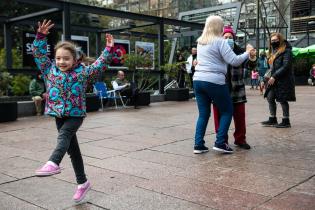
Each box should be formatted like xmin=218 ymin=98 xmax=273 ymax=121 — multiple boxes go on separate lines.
xmin=226 ymin=44 xmax=247 ymax=103
xmin=29 ymin=78 xmax=45 ymax=97
xmin=267 ymin=41 xmax=296 ymax=102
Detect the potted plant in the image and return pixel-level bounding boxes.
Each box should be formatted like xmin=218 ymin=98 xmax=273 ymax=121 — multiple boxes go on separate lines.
xmin=123 ymin=53 xmax=159 ymax=106
xmin=162 ymin=62 xmax=190 ymax=101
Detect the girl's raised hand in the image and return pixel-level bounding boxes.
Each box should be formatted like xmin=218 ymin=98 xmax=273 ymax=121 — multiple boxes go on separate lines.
xmin=105 ymin=33 xmax=114 ymax=48
xmin=37 ymin=19 xmax=54 ymax=35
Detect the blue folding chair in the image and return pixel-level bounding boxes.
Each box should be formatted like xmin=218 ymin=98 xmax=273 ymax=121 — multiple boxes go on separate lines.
xmin=93 ymin=82 xmax=125 ymax=110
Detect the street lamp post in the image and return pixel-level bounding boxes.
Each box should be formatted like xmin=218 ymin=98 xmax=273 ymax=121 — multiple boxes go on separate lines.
xmin=256 ymin=0 xmax=260 ymax=56
xmin=307 ymin=21 xmax=315 ymax=47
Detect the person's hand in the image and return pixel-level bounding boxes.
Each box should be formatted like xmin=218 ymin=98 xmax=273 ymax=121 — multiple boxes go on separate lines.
xmin=193 ymin=60 xmax=198 ymax=66
xmin=37 ymin=19 xmax=54 ymax=35
xmin=246 ymin=44 xmax=254 ymax=54
xmin=268 ymin=77 xmax=275 ymax=85
xmin=42 ymin=93 xmax=48 ymax=100
xmin=105 ymin=33 xmax=114 ymax=47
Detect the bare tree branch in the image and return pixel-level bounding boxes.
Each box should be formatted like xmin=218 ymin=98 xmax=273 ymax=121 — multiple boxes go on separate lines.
xmin=271 ymin=0 xmax=288 ymax=33
xmin=260 ymin=0 xmax=271 ymax=36
xmin=277 ymin=1 xmax=290 ymax=31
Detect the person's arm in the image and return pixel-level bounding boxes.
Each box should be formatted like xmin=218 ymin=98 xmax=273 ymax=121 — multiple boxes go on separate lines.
xmin=112 ymin=81 xmax=128 ymax=91
xmin=32 ymin=20 xmax=54 ymax=75
xmin=219 ymin=39 xmax=249 ymax=67
xmin=86 ymin=34 xmax=113 ymax=77
xmin=271 ymin=49 xmax=292 ymax=80
xmin=32 ymin=34 xmax=52 ymax=75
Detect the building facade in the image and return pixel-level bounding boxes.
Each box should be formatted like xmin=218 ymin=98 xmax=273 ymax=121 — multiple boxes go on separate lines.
xmin=291 ymin=0 xmax=315 ymax=46
xmin=90 ymin=0 xmax=314 ymax=47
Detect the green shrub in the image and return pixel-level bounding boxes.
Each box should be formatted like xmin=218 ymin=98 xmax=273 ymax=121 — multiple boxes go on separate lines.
xmin=161 ymin=61 xmax=187 ymax=80
xmin=123 ymin=53 xmax=144 ymax=70
xmin=0 ymin=71 xmax=13 ymax=96
xmin=11 ymin=74 xmax=31 ymax=96
xmin=0 ymin=48 xmax=22 ymax=69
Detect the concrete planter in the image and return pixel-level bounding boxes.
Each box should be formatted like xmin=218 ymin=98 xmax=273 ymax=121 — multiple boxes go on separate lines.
xmin=0 ymin=101 xmax=18 ymax=122
xmin=165 ymin=88 xmax=189 ymax=101
xmin=127 ymin=91 xmax=151 ymax=106
xmin=86 ymin=94 xmax=101 ymax=112
xmin=137 ymin=91 xmax=151 ymax=106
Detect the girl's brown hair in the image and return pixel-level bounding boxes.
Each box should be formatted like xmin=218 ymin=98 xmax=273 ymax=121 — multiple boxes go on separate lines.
xmin=54 ymin=41 xmax=77 ymax=60
xmin=268 ymin=32 xmax=286 ymax=65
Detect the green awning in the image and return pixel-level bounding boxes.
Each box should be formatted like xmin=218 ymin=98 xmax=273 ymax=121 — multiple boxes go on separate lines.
xmin=292 ymin=45 xmax=315 ymax=58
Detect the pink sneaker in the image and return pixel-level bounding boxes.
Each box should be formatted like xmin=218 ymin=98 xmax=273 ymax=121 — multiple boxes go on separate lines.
xmin=73 ymin=180 xmax=91 ymax=203
xmin=35 ymin=161 xmax=61 ymax=176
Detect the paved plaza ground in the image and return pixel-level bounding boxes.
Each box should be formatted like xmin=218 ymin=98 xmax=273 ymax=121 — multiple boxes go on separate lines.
xmin=0 ymin=86 xmax=314 ymax=210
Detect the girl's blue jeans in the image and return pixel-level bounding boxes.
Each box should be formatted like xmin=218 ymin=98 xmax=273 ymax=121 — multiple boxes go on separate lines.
xmin=193 ymin=80 xmax=233 ymax=147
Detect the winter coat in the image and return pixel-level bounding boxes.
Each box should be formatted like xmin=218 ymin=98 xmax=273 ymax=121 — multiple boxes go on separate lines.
xmin=268 ymin=41 xmax=296 ymax=102
xmin=32 ymin=34 xmax=112 ymax=117
xmin=226 ymin=44 xmax=247 ymax=104
xmin=29 ymin=78 xmax=45 ymax=97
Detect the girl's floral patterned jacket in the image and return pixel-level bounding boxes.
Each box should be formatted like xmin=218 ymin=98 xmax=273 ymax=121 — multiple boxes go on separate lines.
xmin=32 ymin=33 xmax=112 ymax=117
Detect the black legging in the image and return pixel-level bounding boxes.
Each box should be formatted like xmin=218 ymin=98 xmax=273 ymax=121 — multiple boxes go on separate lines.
xmin=120 ymin=82 xmax=139 ymax=107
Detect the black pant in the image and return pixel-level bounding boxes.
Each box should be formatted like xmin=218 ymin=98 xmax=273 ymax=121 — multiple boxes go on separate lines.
xmin=49 ymin=117 xmax=86 ymax=184
xmin=267 ymin=89 xmax=289 ymax=118
xmin=177 ymin=70 xmax=186 ymax=88
xmin=189 ymin=69 xmax=195 ymax=89
xmin=120 ymin=82 xmax=139 ymax=107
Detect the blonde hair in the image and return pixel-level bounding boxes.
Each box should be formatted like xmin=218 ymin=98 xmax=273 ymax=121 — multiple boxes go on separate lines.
xmin=268 ymin=32 xmax=286 ymax=65
xmin=197 ymin=15 xmax=224 ymax=45
xmin=54 ymin=41 xmax=77 ymax=60
xmin=82 ymin=56 xmax=96 ymax=66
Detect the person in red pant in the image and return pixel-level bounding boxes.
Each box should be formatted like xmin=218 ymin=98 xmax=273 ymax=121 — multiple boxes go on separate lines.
xmin=212 ymin=25 xmax=253 ymax=150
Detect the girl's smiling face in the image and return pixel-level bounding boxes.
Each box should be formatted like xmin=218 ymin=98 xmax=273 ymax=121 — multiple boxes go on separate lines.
xmin=55 ymin=48 xmax=75 ymax=72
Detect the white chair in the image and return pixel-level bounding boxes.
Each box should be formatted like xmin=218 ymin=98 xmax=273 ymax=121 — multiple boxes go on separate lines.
xmin=110 ymin=81 xmax=127 ymax=108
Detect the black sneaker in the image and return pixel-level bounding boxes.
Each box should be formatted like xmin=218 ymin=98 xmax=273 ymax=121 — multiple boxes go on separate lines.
xmin=275 ymin=118 xmax=291 ymax=128
xmin=261 ymin=117 xmax=278 ymax=127
xmin=193 ymin=145 xmax=209 ymax=154
xmin=213 ymin=143 xmax=233 ymax=153
xmin=235 ymin=142 xmax=251 ymax=150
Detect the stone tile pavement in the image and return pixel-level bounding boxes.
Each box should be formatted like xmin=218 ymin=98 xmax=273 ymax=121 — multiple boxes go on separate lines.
xmin=0 ymin=86 xmax=314 ymax=210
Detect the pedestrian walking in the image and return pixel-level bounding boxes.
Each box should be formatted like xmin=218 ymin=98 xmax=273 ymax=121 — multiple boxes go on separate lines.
xmin=186 ymin=47 xmax=197 ymax=89
xmin=251 ymin=69 xmax=259 ymax=90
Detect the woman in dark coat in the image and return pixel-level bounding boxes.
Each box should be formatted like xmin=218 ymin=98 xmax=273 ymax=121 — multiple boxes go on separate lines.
xmin=262 ymin=32 xmax=296 ymax=128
